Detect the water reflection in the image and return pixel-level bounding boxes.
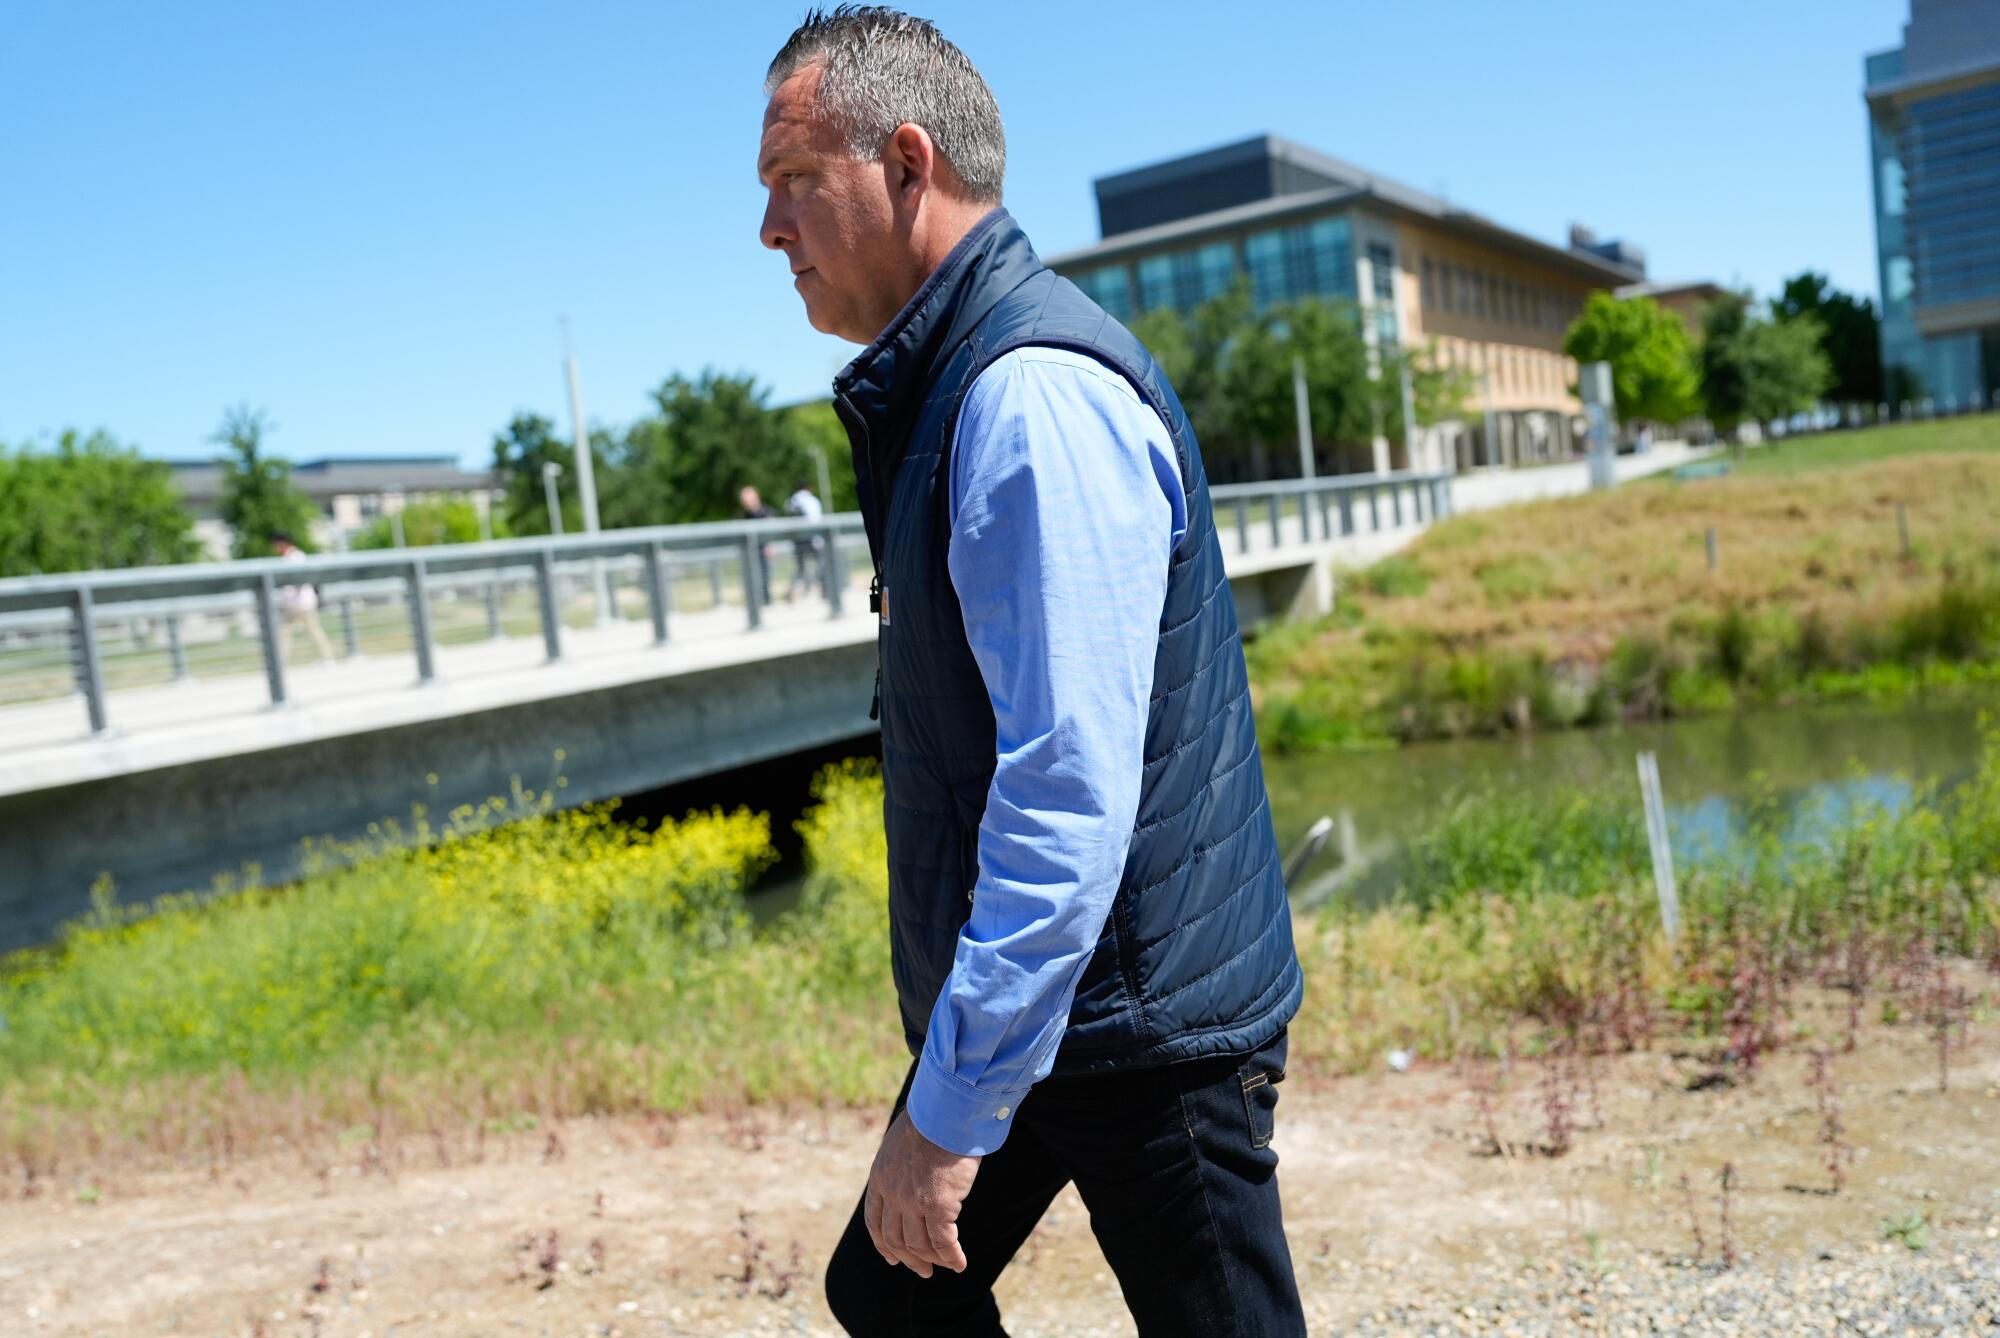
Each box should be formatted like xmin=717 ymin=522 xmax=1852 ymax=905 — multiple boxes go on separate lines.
xmin=1267 ymin=693 xmax=1994 ymax=908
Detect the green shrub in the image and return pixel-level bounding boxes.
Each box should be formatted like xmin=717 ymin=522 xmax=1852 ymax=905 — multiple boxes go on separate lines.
xmin=1475 ymin=554 xmax=1553 ymax=605
xmin=1362 ymin=554 xmax=1432 ymax=598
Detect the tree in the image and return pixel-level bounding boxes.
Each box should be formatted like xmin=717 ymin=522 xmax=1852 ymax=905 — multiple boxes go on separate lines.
xmin=349 ymin=497 xmax=504 ymax=549
xmin=1561 ymin=291 xmax=1702 ymax=425
xmin=612 ymin=371 xmax=814 ymax=525
xmin=214 ymin=406 xmax=320 ymax=558
xmin=776 ymin=400 xmax=860 ymax=512
xmin=1740 ymin=314 xmax=1834 ymax=429
xmin=1216 ymin=296 xmax=1392 ymax=475
xmin=0 ymin=430 xmax=201 ymax=577
xmin=1699 ymin=292 xmax=1832 ymax=438
xmin=1769 ymin=272 xmax=1881 ymax=406
xmin=489 ymin=412 xmax=606 ymax=537
xmin=1129 ymin=280 xmax=1252 ymax=464
xmin=1394 ymin=341 xmax=1478 ymax=429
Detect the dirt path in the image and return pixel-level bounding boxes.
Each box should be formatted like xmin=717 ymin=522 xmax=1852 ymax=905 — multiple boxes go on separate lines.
xmin=4 ymin=1015 xmax=1998 ymax=1336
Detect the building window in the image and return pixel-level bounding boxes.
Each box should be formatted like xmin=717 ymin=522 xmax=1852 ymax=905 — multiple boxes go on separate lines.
xmin=1244 ymin=215 xmax=1354 ymax=310
xmin=1366 ymin=241 xmax=1398 ymax=346
xmin=1190 ymin=241 xmax=1237 ymax=305
xmin=1136 ymin=255 xmax=1175 ymax=311
xmin=1421 ymin=257 xmax=1435 ymax=309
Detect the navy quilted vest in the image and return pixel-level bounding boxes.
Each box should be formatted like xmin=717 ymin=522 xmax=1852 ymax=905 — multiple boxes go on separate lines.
xmin=832 ymin=209 xmax=1302 ymax=1075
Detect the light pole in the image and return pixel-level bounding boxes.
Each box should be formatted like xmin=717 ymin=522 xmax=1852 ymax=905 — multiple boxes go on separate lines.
xmin=807 ymin=443 xmax=834 ymax=512
xmin=542 ymin=461 xmax=565 ymax=537
xmin=1291 ymin=356 xmax=1315 ymax=481
xmin=563 ymin=336 xmax=611 ymax=625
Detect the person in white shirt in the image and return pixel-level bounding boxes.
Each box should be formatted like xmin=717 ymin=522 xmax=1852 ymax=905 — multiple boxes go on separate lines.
xmin=783 ymin=479 xmax=826 ymax=601
xmin=271 ymin=532 xmax=336 ymax=664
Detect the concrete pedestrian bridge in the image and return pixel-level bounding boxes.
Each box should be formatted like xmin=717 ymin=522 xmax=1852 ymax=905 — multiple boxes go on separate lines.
xmin=0 ymin=446 xmax=1703 ymax=947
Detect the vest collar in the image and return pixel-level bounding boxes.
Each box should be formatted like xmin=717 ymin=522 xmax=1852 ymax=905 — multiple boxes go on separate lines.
xmin=832 ymin=207 xmax=1040 ymax=452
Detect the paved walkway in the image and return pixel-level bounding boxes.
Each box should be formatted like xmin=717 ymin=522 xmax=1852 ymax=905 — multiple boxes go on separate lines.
xmin=0 ymin=444 xmax=1707 ymax=796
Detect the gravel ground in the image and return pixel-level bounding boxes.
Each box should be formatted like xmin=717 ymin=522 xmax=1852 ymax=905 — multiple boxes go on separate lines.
xmin=1300 ymin=1247 xmax=2000 ymax=1336
xmin=4 ymin=1003 xmax=1996 ymax=1337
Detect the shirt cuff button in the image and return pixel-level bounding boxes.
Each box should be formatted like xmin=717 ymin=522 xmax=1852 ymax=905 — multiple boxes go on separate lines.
xmin=994 ymin=1105 xmax=1011 ymax=1119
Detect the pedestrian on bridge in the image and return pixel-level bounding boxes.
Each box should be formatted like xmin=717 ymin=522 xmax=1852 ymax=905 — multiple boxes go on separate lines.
xmin=757 ymin=9 xmax=1306 ymax=1335
xmin=271 ymin=533 xmax=335 ymax=665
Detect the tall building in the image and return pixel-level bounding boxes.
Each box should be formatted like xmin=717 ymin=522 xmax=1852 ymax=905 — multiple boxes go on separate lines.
xmin=1045 ymin=134 xmax=1649 ymax=473
xmin=1864 ymin=0 xmax=2000 ymax=411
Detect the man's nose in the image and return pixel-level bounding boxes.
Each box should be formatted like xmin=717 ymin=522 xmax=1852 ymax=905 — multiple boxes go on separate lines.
xmin=760 ymin=193 xmax=793 ymax=253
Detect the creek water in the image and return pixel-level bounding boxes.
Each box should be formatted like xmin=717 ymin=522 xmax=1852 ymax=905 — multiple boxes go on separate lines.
xmin=736 ymin=691 xmax=1997 ymax=924
xmin=1264 ymin=690 xmax=1998 ymax=910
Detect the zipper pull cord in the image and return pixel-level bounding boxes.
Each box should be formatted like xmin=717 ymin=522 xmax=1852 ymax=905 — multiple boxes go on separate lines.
xmin=869 ymin=667 xmax=882 ymax=722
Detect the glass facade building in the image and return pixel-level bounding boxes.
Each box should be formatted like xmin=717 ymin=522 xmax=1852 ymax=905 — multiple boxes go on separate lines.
xmin=1864 ymin=1 xmax=2000 ymax=410
xmin=1070 ymin=214 xmax=1360 ymax=325
xmin=1048 ymin=134 xmax=1646 ymax=474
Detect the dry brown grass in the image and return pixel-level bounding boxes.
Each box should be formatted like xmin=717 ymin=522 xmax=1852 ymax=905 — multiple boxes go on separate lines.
xmin=1376 ymin=453 xmax=2000 ymax=654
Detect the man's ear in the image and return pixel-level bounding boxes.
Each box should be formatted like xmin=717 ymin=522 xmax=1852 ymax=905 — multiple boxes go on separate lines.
xmin=886 ymin=122 xmax=935 ymax=203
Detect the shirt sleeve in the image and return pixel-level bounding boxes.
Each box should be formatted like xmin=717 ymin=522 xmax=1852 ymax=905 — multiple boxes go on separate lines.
xmin=902 ymin=347 xmax=1187 ymax=1157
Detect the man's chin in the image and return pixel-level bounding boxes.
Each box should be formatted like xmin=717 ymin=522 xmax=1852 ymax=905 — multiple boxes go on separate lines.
xmin=802 ymin=300 xmax=861 ymax=343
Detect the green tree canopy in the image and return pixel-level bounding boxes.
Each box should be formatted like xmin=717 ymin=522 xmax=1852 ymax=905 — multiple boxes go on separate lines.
xmin=0 ymin=430 xmax=201 ymax=577
xmin=1129 ymin=282 xmax=1397 ymax=478
xmin=349 ymin=497 xmax=505 ymax=550
xmin=1219 ymin=296 xmax=1392 ymax=474
xmin=214 ymin=407 xmax=320 ymax=558
xmin=1700 ymin=292 xmax=1833 ymax=437
xmin=1560 ymin=291 xmax=1702 ymax=425
xmin=1769 ymin=272 xmax=1881 ymax=406
xmin=775 ymin=400 xmax=860 ymax=513
xmin=611 ymin=371 xmax=816 ymax=525
xmin=1128 ymin=280 xmax=1252 ymax=462
xmin=1394 ymin=341 xmax=1478 ymax=430
xmin=489 ymin=412 xmax=608 ymax=537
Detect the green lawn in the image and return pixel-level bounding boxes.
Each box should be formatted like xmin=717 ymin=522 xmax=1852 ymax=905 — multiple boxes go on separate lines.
xmin=1722 ymin=415 xmax=2000 ymax=477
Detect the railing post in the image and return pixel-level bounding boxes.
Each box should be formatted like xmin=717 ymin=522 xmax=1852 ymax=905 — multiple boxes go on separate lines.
xmin=1317 ymin=490 xmax=1332 ymax=541
xmin=1267 ymin=493 xmax=1282 ymax=547
xmin=485 ymin=576 xmax=503 ymax=640
xmin=165 ymin=611 xmax=189 ymax=682
xmin=254 ymin=573 xmax=287 ymax=707
xmin=646 ymin=542 xmax=672 ymax=645
xmin=1338 ymin=489 xmax=1355 ymax=537
xmin=708 ymin=558 xmax=723 ymax=609
xmin=339 ymin=595 xmax=360 ymax=659
xmin=406 ymin=558 xmax=437 ymax=683
xmin=1366 ymin=486 xmax=1381 ymax=532
xmin=1390 ymin=481 xmax=1405 ymax=527
xmin=1234 ymin=498 xmax=1249 ymax=555
xmin=821 ymin=527 xmax=843 ymax=618
xmin=1412 ymin=480 xmax=1427 ymax=524
xmin=71 ymin=587 xmax=109 ymax=733
xmin=536 ymin=548 xmax=563 ymax=661
xmin=741 ymin=534 xmax=764 ymax=630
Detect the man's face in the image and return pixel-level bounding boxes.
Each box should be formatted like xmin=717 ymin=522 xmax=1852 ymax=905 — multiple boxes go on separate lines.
xmin=758 ymin=64 xmax=903 ymax=343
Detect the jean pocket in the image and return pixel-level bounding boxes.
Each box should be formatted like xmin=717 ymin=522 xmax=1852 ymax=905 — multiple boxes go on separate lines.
xmin=1238 ymin=1057 xmax=1285 ymax=1149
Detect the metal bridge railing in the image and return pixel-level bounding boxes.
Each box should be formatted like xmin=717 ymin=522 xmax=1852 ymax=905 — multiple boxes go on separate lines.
xmin=0 ymin=470 xmax=1449 ymax=745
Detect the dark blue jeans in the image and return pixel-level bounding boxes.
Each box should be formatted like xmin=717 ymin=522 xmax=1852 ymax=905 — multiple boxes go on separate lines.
xmin=824 ymin=1028 xmax=1304 ymax=1336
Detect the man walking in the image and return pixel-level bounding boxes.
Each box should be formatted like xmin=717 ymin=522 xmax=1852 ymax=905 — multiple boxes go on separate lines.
xmin=757 ymin=9 xmax=1306 ymax=1334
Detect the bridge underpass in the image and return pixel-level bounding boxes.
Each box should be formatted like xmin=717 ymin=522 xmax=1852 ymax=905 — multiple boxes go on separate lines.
xmin=0 ymin=446 xmax=1703 ymax=948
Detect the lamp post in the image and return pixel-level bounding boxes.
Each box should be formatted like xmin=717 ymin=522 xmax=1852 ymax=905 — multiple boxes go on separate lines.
xmin=542 ymin=461 xmax=565 ymax=537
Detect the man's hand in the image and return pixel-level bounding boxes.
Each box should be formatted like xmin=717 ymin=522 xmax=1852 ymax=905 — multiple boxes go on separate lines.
xmin=864 ymin=1108 xmax=981 ymax=1277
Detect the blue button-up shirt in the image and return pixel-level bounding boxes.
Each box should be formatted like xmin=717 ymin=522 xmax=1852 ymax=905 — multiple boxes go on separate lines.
xmin=903 ymin=346 xmax=1188 ymax=1157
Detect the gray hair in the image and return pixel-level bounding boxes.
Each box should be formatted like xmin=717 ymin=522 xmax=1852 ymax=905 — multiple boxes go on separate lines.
xmin=765 ymin=6 xmax=1005 ymax=204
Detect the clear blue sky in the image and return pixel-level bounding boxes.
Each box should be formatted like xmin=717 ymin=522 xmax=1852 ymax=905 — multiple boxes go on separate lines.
xmin=3 ymin=1 xmax=1909 ymax=468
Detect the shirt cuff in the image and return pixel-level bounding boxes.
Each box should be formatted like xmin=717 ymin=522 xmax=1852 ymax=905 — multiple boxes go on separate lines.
xmin=904 ymin=1050 xmax=1029 ymax=1157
